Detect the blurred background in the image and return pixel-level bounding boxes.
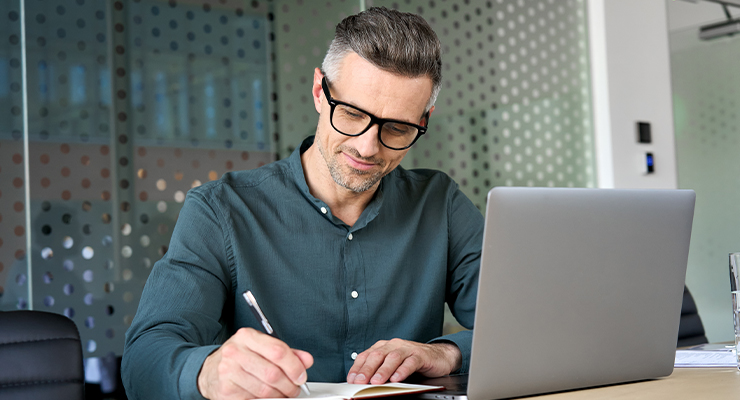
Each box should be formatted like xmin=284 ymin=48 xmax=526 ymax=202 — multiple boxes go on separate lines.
xmin=0 ymin=0 xmax=737 ymax=397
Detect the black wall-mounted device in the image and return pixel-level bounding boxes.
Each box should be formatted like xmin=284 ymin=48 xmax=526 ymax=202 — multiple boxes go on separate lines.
xmin=645 ymin=152 xmax=654 ymax=174
xmin=637 ymin=121 xmax=651 ymax=144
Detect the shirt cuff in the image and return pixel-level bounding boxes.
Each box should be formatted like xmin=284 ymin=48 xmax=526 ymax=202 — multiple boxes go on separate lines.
xmin=428 ymin=330 xmax=473 ymax=374
xmin=178 ymin=345 xmax=221 ymax=400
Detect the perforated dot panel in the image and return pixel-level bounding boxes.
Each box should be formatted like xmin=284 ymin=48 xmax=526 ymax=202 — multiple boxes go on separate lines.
xmin=0 ymin=0 xmax=274 ymax=357
xmin=374 ymin=0 xmax=595 ymax=209
xmin=273 ymin=0 xmax=596 ymax=212
xmin=272 ymin=0 xmax=360 ymax=158
xmin=1 ymin=0 xmax=597 ymax=355
xmin=0 ymin=1 xmax=29 ymax=310
xmin=270 ymin=0 xmax=596 ymax=335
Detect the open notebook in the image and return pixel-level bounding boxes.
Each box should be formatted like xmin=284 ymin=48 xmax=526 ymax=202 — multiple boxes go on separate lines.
xmin=275 ymin=382 xmax=443 ymax=400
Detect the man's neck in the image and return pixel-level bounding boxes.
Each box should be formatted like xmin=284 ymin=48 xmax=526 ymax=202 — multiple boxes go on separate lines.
xmin=301 ymin=144 xmax=377 ymax=227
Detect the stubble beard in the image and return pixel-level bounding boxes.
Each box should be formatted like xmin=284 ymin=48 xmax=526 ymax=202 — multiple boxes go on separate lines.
xmin=316 ymin=133 xmax=386 ymax=194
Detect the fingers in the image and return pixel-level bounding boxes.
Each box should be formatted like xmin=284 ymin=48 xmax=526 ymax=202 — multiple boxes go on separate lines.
xmin=240 ymin=328 xmax=310 ymax=388
xmin=387 ymin=357 xmax=421 ymax=383
xmin=352 ymin=348 xmax=400 ymax=384
xmin=346 ymin=340 xmax=461 ymax=386
xmin=293 ymin=349 xmax=315 ymax=370
xmin=198 ymin=328 xmax=311 ymax=399
xmin=368 ymin=349 xmax=421 ymax=384
xmin=199 ymin=342 xmax=283 ymax=399
xmin=227 ymin=341 xmax=303 ymax=398
xmin=347 ymin=340 xmax=387 ymax=383
xmin=223 ymin=360 xmax=293 ymax=399
xmin=348 ymin=339 xmax=422 ymax=385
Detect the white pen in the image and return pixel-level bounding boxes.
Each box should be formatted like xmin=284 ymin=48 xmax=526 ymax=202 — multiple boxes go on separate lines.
xmin=243 ymin=290 xmax=311 ymax=396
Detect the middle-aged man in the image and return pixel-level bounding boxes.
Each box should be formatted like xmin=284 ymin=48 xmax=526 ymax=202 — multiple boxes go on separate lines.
xmin=122 ymin=7 xmax=484 ymax=400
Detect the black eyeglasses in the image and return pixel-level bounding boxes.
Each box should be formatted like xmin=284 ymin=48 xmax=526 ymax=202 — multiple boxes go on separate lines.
xmin=321 ymin=77 xmax=429 ymax=150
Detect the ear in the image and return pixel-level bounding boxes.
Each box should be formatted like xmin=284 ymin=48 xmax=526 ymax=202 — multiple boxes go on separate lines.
xmin=422 ymin=105 xmax=435 ymax=126
xmin=312 ymin=68 xmax=324 ymax=114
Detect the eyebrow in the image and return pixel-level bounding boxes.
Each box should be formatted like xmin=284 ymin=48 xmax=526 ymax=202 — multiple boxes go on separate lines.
xmin=325 ymin=78 xmax=427 ymax=125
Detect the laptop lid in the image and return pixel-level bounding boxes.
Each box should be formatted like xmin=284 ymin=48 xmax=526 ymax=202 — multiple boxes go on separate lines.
xmin=465 ymin=187 xmax=695 ymax=400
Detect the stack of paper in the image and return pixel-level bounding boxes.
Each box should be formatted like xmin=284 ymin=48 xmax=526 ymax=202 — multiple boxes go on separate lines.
xmin=674 ymin=344 xmax=737 ymax=368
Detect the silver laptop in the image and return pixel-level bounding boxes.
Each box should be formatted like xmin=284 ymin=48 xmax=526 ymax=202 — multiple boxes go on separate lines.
xmin=422 ymin=187 xmax=695 ymax=400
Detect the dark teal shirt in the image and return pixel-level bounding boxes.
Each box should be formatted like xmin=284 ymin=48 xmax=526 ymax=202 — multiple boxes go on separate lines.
xmin=122 ymin=137 xmax=484 ymax=400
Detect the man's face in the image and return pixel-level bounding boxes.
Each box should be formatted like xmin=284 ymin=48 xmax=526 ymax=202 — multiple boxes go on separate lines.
xmin=311 ymin=53 xmax=434 ymax=193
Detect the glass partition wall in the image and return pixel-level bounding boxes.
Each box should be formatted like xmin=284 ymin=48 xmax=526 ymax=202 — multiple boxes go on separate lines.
xmin=670 ymin=26 xmax=740 ymax=342
xmin=0 ymin=0 xmax=595 ymax=364
xmin=0 ymin=0 xmax=275 ymax=358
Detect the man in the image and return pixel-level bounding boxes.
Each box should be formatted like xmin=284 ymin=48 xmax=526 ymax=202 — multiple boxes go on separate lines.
xmin=122 ymin=7 xmax=483 ymax=400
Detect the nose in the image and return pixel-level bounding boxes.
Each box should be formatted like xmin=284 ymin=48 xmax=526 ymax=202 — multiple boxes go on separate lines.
xmin=351 ymin=124 xmax=382 ymax=158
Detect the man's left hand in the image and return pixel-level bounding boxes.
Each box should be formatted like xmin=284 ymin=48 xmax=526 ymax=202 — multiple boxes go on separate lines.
xmin=347 ymin=339 xmax=462 ymax=385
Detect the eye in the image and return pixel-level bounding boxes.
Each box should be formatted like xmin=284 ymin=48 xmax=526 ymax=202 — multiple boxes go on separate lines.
xmin=385 ymin=123 xmax=413 ymax=136
xmin=338 ymin=107 xmax=364 ymax=119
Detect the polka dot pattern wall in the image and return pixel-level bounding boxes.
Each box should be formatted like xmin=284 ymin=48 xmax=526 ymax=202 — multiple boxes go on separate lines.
xmin=0 ymin=0 xmax=274 ymax=357
xmin=2 ymin=0 xmax=597 ymax=357
xmin=271 ymin=0 xmax=596 ymax=335
xmin=272 ymin=0 xmax=596 ymax=211
xmin=0 ymin=1 xmax=28 ymax=308
xmin=272 ymin=0 xmax=360 ymax=158
xmin=388 ymin=0 xmax=596 ymax=210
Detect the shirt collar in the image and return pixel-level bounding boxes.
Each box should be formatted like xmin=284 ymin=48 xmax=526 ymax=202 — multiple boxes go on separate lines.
xmin=288 ymin=136 xmax=318 ymax=201
xmin=289 ymin=136 xmax=385 ymax=231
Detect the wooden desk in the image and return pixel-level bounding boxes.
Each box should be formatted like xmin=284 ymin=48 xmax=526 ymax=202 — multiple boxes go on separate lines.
xmin=531 ymin=368 xmax=740 ymax=399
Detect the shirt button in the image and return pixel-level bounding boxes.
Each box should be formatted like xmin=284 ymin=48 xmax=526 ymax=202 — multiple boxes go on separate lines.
xmin=351 ymin=290 xmax=359 ymax=299
xmin=320 ymin=207 xmax=327 ymax=214
xmin=351 ymin=352 xmax=358 ymax=360
xmin=348 ymin=233 xmax=353 ymax=240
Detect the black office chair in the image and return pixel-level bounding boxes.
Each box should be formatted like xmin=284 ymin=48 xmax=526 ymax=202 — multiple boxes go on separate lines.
xmin=677 ymin=286 xmax=709 ymax=347
xmin=0 ymin=310 xmax=85 ymax=400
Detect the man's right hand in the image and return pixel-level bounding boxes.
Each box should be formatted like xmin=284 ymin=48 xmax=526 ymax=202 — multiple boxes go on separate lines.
xmin=197 ymin=327 xmax=313 ymax=399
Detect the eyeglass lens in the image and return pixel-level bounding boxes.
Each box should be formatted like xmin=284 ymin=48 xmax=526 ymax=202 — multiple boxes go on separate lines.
xmin=332 ymin=104 xmax=419 ymax=149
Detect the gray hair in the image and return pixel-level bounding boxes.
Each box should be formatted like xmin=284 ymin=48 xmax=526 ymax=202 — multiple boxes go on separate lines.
xmin=321 ymin=7 xmax=442 ymax=113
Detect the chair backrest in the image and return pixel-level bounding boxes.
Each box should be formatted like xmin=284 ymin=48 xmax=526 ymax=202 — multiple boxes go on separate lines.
xmin=0 ymin=310 xmax=84 ymax=400
xmin=677 ymin=286 xmax=709 ymax=347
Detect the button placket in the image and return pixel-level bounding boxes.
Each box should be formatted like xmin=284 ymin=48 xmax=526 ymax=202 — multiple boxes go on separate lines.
xmin=343 ymin=226 xmax=366 ymax=373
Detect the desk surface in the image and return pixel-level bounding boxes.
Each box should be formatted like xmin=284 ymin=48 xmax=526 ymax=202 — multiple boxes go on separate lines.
xmin=531 ymin=368 xmax=740 ymax=399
